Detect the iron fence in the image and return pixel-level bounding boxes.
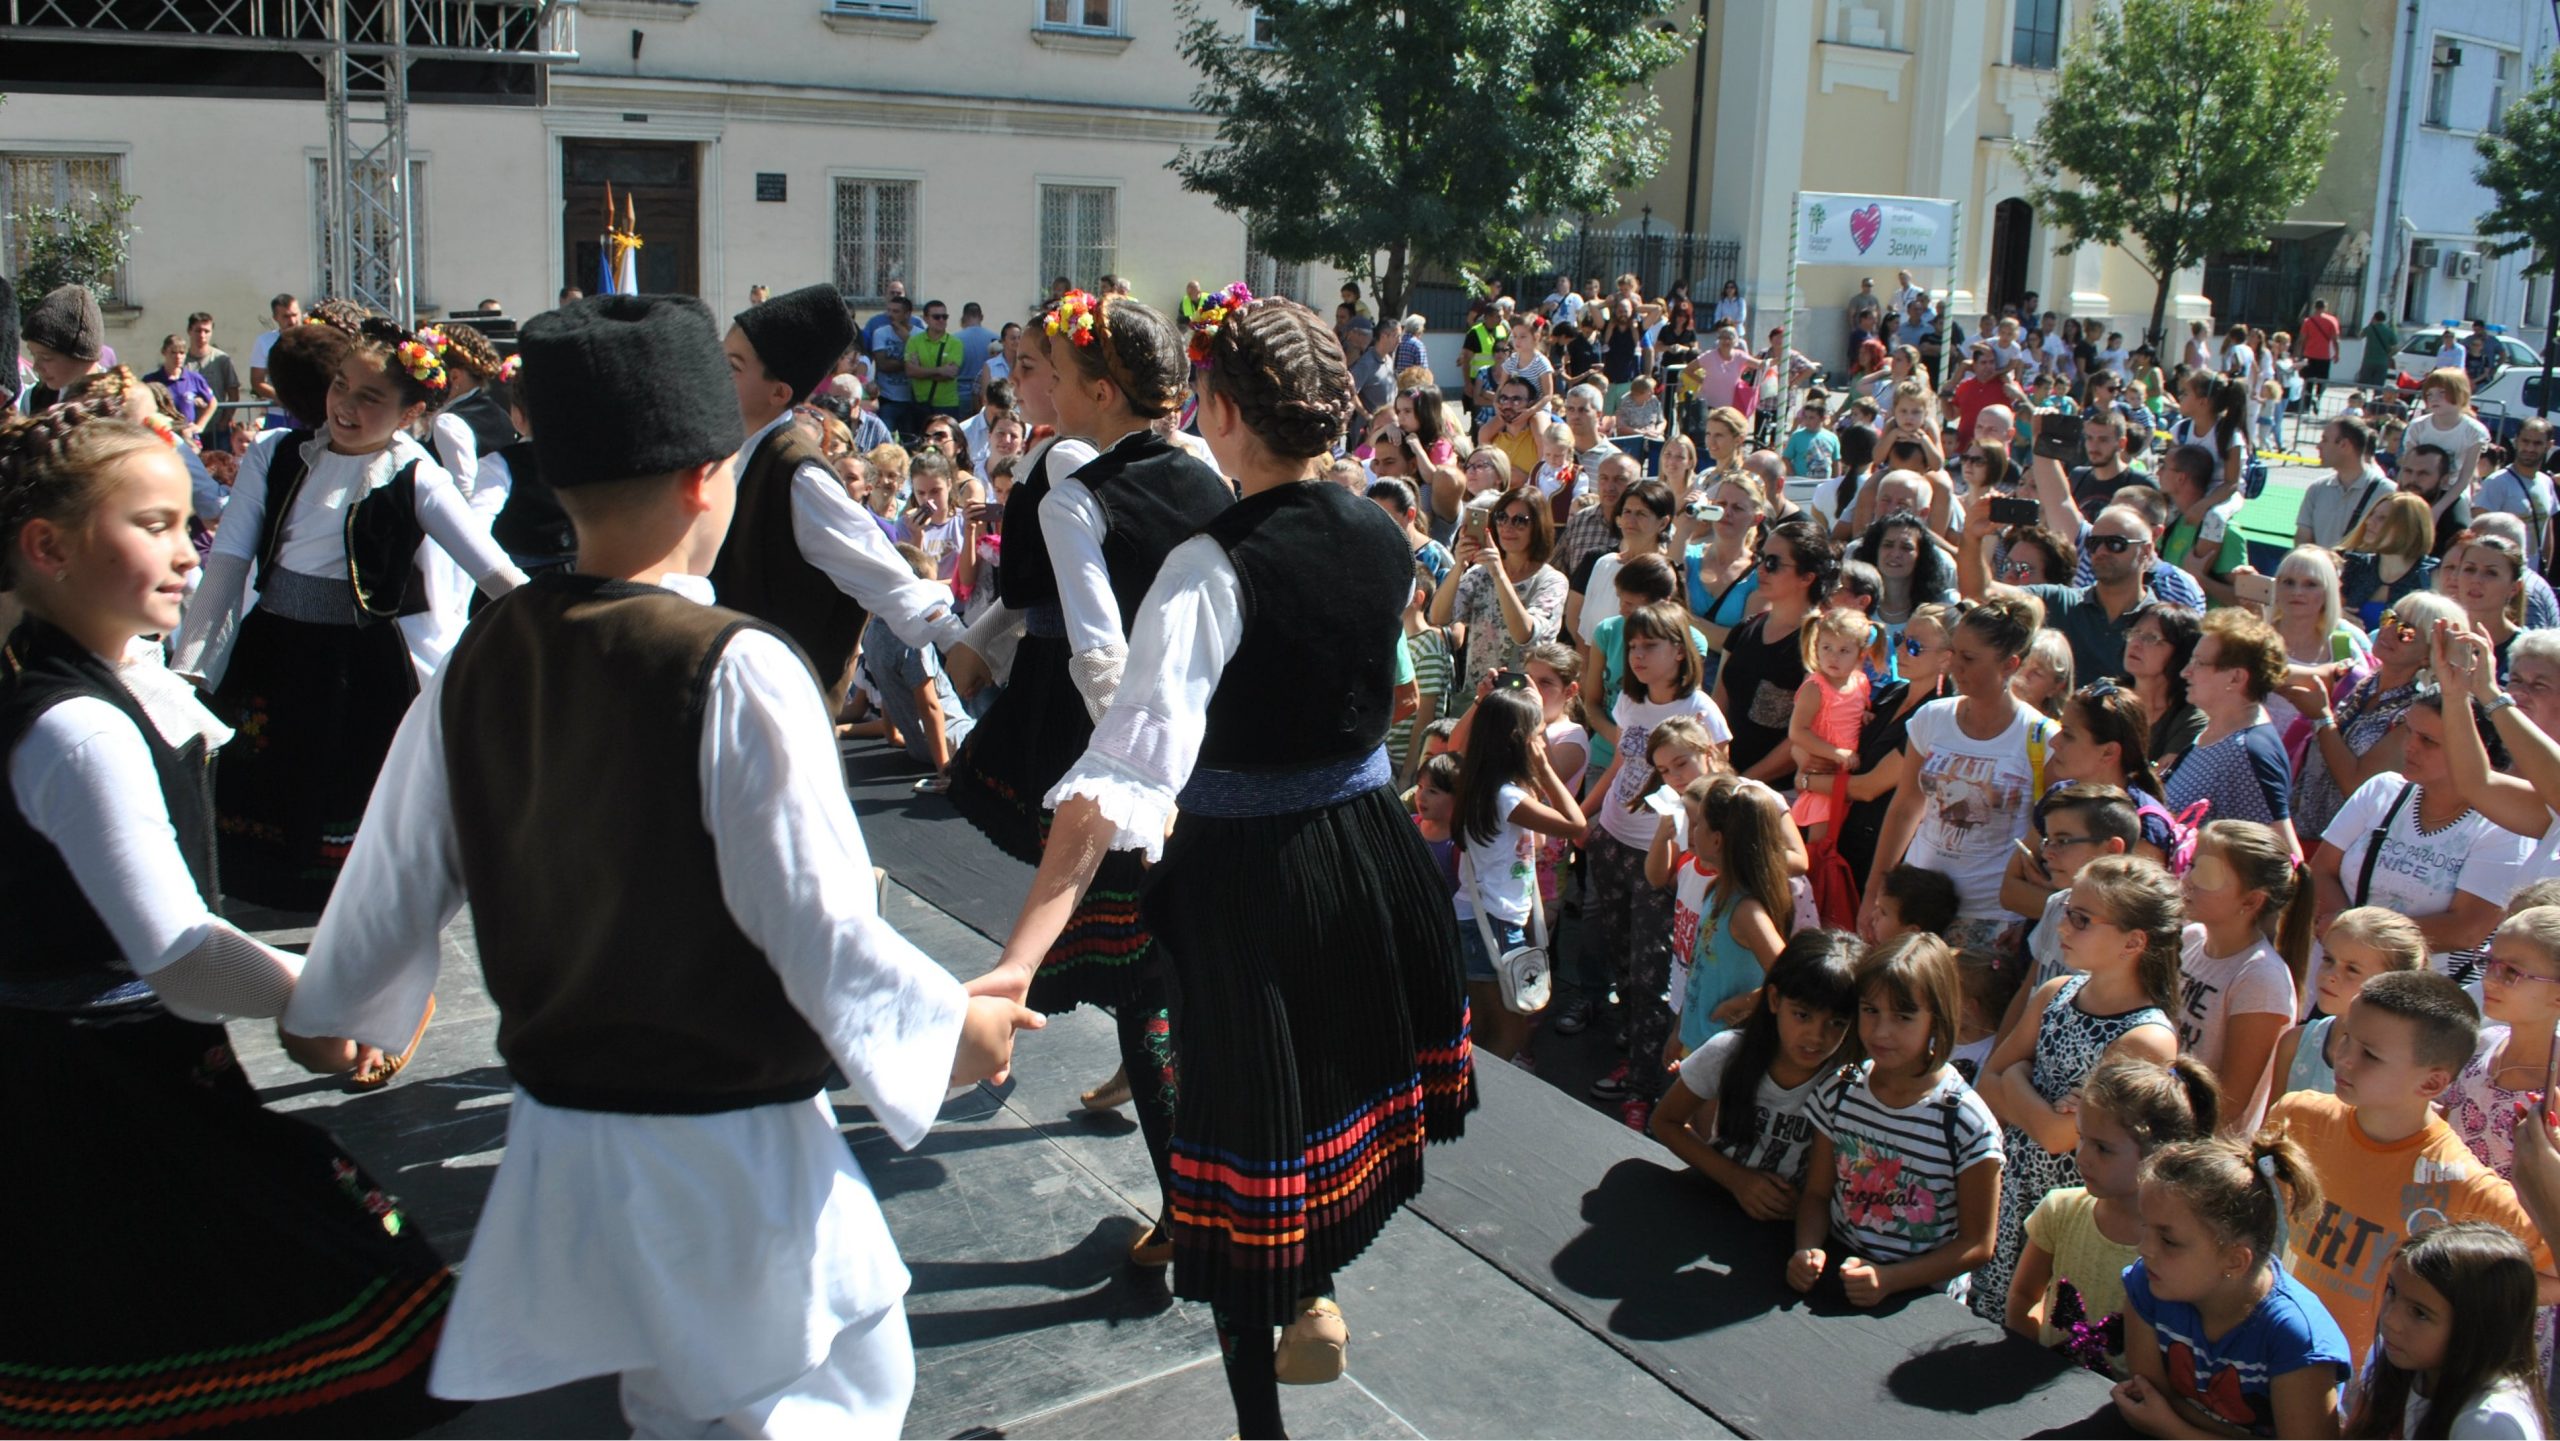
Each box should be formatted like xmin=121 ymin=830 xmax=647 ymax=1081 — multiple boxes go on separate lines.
xmin=1396 ymin=226 xmax=1744 ymax=334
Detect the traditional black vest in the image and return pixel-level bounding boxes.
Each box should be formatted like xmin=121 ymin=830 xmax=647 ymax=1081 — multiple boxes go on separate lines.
xmin=434 ymin=388 xmax=518 ymax=474
xmin=994 ymin=437 xmax=1070 ymax=610
xmin=441 ymin=573 xmax=833 ymax=1113
xmin=487 ymin=438 xmax=574 ymax=570
xmin=705 ymin=423 xmax=867 ymax=691
xmin=1073 ymin=431 xmax=1234 ymax=623
xmin=1195 ymin=480 xmax=1412 ymax=769
xmin=253 ymin=430 xmax=432 ymax=621
xmin=0 ymin=619 xmax=215 ymax=1012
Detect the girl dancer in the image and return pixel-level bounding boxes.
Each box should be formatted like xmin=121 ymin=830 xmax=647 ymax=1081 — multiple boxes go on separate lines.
xmin=0 ymin=400 xmax=457 ymax=1435
xmin=943 ymin=292 xmax=1231 ymax=1262
xmin=172 ymin=317 xmax=525 ymax=913
xmin=975 ymin=294 xmax=1473 ymax=1439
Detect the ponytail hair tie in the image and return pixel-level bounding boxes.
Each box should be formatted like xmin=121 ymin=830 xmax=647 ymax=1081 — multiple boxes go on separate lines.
xmin=2256 ymin=1152 xmax=2290 ymax=1262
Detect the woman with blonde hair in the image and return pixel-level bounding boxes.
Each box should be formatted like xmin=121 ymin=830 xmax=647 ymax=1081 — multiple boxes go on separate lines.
xmin=2335 ymin=491 xmax=2438 ymax=626
xmin=2255 ymin=546 xmax=2366 ymax=738
xmin=1702 ymin=405 xmax=1751 ymax=480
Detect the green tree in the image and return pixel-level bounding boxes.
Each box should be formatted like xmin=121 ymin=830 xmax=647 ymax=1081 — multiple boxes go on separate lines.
xmin=11 ymin=187 xmax=136 ymax=321
xmin=2016 ymin=0 xmax=2340 ymax=349
xmin=1171 ymin=0 xmax=1693 ymax=317
xmin=2476 ymin=54 xmax=2560 ymax=397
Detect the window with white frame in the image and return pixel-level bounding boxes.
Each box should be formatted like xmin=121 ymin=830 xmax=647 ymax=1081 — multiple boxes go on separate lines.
xmin=2010 ymin=0 xmax=2061 ymax=69
xmin=2426 ymin=40 xmax=2459 ymax=127
xmin=1244 ymin=236 xmax=1302 ymax=302
xmin=1039 ymin=184 xmax=1116 ymax=296
xmin=827 ymin=0 xmax=923 ymax=15
xmin=1040 ymin=0 xmax=1117 ymax=34
xmin=309 ymin=156 xmax=433 ymax=309
xmin=833 ymin=176 xmax=916 ymax=304
xmin=0 ymin=151 xmax=131 ymax=306
xmin=1248 ymin=5 xmax=1274 ymax=47
xmin=2488 ymin=49 xmax=2516 ymax=135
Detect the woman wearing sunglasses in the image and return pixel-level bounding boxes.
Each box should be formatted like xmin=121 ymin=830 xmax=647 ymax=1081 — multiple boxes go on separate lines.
xmin=1852 ymin=513 xmax=1959 ymax=664
xmin=1428 ymin=479 xmax=1568 ymax=705
xmin=2286 ymin=591 xmax=2466 ymax=841
xmin=1713 ymin=517 xmax=1837 ymax=784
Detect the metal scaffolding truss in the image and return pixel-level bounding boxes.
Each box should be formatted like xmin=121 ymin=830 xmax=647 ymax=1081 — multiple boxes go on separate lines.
xmin=3 ymin=0 xmax=576 ymax=319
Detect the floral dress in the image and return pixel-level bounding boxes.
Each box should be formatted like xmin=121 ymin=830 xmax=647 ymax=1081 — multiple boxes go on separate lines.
xmin=2291 ymin=672 xmax=2418 ymax=841
xmin=1971 ymin=974 xmax=2172 ymax=1322
xmin=1450 ymin=562 xmax=1568 ymax=705
xmin=2439 ymin=1025 xmax=2560 ymax=1377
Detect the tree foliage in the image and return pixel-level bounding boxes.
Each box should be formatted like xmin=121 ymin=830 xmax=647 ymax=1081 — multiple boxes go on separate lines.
xmin=11 ymin=188 xmax=136 ymax=320
xmin=1172 ymin=0 xmax=1693 ymax=317
xmin=2476 ymin=56 xmax=2560 ymax=282
xmin=2017 ymin=0 xmax=2339 ymax=347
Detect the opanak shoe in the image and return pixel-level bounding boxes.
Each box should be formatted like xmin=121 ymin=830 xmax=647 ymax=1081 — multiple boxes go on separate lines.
xmin=1128 ymin=1221 xmax=1172 ymax=1268
xmin=1274 ymin=1297 xmax=1348 ymax=1385
xmin=1081 ymin=1065 xmax=1133 ymax=1111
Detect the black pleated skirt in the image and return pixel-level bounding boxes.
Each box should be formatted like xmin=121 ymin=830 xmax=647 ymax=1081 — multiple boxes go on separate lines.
xmin=950 ymin=632 xmax=1164 ymax=1014
xmin=1143 ymin=784 xmax=1476 ymax=1328
xmin=212 ymin=610 xmax=416 ymax=912
xmin=0 ymin=1006 xmax=461 ymax=1437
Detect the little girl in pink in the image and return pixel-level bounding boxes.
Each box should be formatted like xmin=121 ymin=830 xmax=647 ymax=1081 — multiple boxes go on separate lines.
xmin=1787 ymin=607 xmax=1879 ymax=842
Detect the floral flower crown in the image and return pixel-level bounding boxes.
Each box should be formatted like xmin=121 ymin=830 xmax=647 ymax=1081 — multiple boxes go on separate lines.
xmin=1046 ymin=290 xmax=1102 ymax=348
xmin=496 ymin=353 xmax=522 ymax=385
xmin=394 ymin=328 xmax=450 ymax=394
xmin=1185 ymin=282 xmax=1256 ymax=366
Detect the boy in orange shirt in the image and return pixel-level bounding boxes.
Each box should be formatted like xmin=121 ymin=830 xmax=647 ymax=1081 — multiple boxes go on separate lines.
xmin=2267 ymin=970 xmax=2558 ymax=1366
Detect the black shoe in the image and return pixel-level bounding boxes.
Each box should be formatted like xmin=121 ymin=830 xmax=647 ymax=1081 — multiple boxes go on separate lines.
xmin=1549 ymin=993 xmax=1595 ymax=1035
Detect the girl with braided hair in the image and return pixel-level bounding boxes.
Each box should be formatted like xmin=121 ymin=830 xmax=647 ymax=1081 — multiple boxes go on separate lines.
xmin=973 ymin=292 xmax=1473 ymax=1440
xmin=170 ymin=318 xmax=526 ymax=917
xmin=413 ymin=321 xmax=517 ymax=661
xmin=0 ymin=400 xmax=460 ymax=1435
xmin=942 ymin=291 xmax=1231 ymax=1267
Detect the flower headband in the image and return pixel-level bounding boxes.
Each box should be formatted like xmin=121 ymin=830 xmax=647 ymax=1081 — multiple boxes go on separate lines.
xmin=1185 ymin=282 xmax=1256 ymax=366
xmin=1047 ymin=290 xmax=1102 ymax=348
xmin=394 ymin=335 xmax=449 ymax=394
xmin=496 ymin=354 xmax=522 ymax=384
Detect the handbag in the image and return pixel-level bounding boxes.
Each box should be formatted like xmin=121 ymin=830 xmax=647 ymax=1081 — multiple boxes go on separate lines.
xmin=1462 ymin=852 xmax=1553 ymax=1015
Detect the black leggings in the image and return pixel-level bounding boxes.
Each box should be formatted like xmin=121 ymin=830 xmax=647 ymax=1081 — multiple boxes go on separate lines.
xmin=1115 ymin=973 xmax=1177 ymax=1222
xmin=1214 ymin=1307 xmax=1284 ymax=1439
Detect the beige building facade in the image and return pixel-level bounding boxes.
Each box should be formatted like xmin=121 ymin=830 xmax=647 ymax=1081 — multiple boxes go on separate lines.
xmin=2 ymin=0 xmax=1328 ymax=360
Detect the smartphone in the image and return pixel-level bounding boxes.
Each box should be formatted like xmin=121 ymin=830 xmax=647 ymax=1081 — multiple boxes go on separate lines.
xmin=1988 ymin=496 xmax=2040 ymax=526
xmin=1489 ymin=669 xmax=1532 ymax=693
xmin=2031 ymin=412 xmax=2085 ymax=460
xmin=2234 ymin=571 xmax=2274 ymax=606
xmin=1461 ymin=505 xmax=1491 ymax=547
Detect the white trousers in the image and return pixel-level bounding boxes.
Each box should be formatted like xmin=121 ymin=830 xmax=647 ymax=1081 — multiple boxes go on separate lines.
xmin=619 ymin=1303 xmax=916 ymax=1440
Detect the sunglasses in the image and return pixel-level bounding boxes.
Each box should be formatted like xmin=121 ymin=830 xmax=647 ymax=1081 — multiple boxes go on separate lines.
xmin=1493 ymin=511 xmax=1535 ymax=528
xmin=2376 ymin=610 xmax=2419 ymax=642
xmin=2085 ymin=534 xmax=2139 ymax=554
xmin=1998 ymin=559 xmax=2038 ymax=577
xmin=1898 ymin=634 xmax=1936 ymax=659
xmin=1756 ymin=553 xmax=1796 ymax=573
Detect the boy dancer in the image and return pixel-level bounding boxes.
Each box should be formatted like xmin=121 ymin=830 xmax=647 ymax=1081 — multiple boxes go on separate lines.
xmin=719 ymin=282 xmax=971 ymax=707
xmin=282 ymin=295 xmax=1038 ymax=1436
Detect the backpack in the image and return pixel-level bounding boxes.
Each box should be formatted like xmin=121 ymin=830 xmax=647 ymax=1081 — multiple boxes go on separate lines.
xmin=2133 ymin=794 xmax=2212 ymax=875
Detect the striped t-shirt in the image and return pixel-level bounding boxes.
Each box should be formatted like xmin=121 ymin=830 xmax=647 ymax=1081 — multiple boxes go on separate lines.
xmin=1810 ymin=1061 xmax=2002 ymax=1263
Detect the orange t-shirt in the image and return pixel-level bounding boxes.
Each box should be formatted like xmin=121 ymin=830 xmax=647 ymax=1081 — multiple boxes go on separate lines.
xmin=2270 ymin=1092 xmax=2552 ymax=1366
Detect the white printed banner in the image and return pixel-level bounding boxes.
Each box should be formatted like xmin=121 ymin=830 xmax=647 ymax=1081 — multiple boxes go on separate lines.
xmin=1793 ymin=192 xmax=1958 ymax=268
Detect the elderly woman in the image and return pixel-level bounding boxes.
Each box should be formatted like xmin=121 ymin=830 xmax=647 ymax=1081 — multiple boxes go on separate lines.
xmin=1429 ymin=479 xmax=1569 ymax=703
xmin=2258 ymin=545 xmax=2368 ymax=737
xmin=2443 ymin=533 xmax=2531 ymax=679
xmin=2285 ymin=591 xmax=2468 ymax=840
xmin=2335 ymin=491 xmax=2439 ymax=628
xmin=2165 ymin=608 xmax=2301 ymax=857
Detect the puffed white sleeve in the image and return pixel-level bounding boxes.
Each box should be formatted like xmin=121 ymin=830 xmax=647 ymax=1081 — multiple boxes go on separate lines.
xmin=470 ymin=448 xmax=513 ymax=521
xmin=788 ymin=460 xmax=967 ymax=654
xmin=430 ymin=412 xmax=480 ymax=499
xmin=1043 ymin=535 xmax=1243 ymax=863
xmin=284 ymin=670 xmax=464 ymax=1049
xmin=169 ymin=431 xmax=280 ymax=679
xmin=699 ymin=628 xmax=969 ymax=1149
xmin=411 ymin=460 xmax=528 ymax=597
xmin=10 ymin=698 xmax=302 ymax=1021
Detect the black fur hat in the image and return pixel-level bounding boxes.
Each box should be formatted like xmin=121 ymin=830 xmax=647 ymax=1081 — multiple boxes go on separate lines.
xmin=517 ymin=294 xmax=744 ymax=489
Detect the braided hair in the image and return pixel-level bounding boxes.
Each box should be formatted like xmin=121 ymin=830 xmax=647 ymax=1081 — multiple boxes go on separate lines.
xmin=436 ymin=322 xmax=505 ymax=383
xmin=1046 ymin=295 xmax=1187 ymax=419
xmin=1198 ymin=296 xmax=1360 ymax=461
xmin=0 ymin=400 xmax=165 ymax=589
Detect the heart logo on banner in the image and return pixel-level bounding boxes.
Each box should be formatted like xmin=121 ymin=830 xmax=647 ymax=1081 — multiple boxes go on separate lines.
xmin=1848 ymin=203 xmax=1883 ymax=253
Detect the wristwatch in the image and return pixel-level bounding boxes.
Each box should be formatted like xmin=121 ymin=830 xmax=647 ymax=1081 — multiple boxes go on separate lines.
xmin=2483 ymin=692 xmax=2519 ymax=720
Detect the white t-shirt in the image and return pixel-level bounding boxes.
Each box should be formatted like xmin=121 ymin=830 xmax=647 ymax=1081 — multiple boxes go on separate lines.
xmin=1667 ymin=852 xmax=1713 ymax=1016
xmin=2194 ymin=492 xmax=2246 ymax=561
xmin=1455 ymin=781 xmax=1537 ymax=926
xmin=1582 ymin=551 xmax=1630 ymax=638
xmin=247 ymin=326 xmax=283 ymax=369
xmin=1598 ymin=690 xmax=1733 ymax=849
xmin=1902 ymin=697 xmax=2045 ymax=919
xmin=1675 ymin=1028 xmax=1831 ymax=1184
xmin=2406 ymin=410 xmax=2494 ymax=486
xmin=2175 ymin=924 xmax=2297 ymax=1130
xmin=2322 ymin=774 xmax=2534 ymax=976
xmin=2477 ymin=466 xmax=2557 ymax=566
xmin=2405 ymin=1375 xmax=2546 ymax=1440
xmin=1545 ymin=717 xmax=1590 ymax=796
xmin=1810 ymin=1062 xmax=2004 ymax=1265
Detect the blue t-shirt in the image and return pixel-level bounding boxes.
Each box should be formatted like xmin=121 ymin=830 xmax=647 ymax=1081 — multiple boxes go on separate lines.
xmin=2162 ymin=722 xmax=2291 ymax=824
xmin=2124 ymin=1261 xmax=2349 ymax=1438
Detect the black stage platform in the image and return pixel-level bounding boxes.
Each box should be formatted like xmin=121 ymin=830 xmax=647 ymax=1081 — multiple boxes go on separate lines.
xmin=222 ymin=739 xmax=2120 ymax=1438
